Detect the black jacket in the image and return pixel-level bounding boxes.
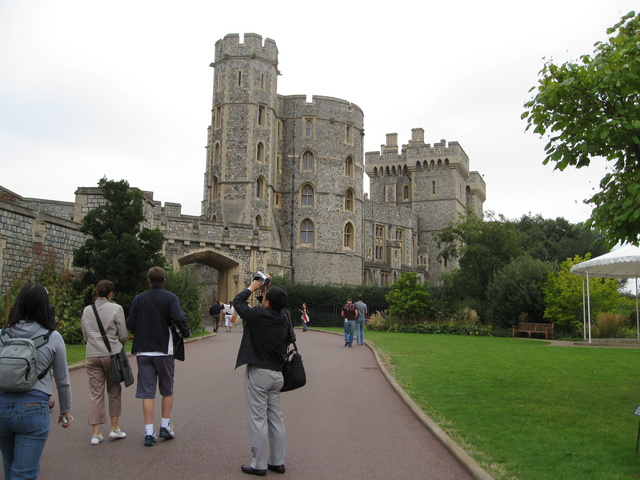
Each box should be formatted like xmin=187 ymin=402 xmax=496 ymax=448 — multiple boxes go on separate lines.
xmin=233 ymin=288 xmax=290 ymax=371
xmin=127 ymin=285 xmax=190 ymax=354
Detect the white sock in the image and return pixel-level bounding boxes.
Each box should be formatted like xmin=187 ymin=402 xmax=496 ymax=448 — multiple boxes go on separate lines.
xmin=145 ymin=424 xmax=154 ymax=436
xmin=161 ymin=418 xmax=170 ymax=428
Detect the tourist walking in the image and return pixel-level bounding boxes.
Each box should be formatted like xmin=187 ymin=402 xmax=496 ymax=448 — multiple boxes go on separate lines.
xmin=209 ymin=300 xmax=223 ymax=334
xmin=300 ymin=303 xmax=309 ymax=332
xmin=354 ymin=294 xmax=367 ymax=346
xmin=81 ymin=280 xmax=129 ymax=445
xmin=0 ymin=282 xmax=73 ymax=479
xmin=341 ymin=298 xmax=358 ymax=347
xmin=126 ymin=267 xmax=190 ymax=447
xmin=232 ymin=273 xmax=292 ymax=476
xmin=224 ymin=303 xmax=234 ymax=332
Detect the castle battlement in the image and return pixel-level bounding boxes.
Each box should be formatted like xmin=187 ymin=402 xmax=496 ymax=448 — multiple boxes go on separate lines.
xmin=214 ymin=33 xmax=278 ymax=65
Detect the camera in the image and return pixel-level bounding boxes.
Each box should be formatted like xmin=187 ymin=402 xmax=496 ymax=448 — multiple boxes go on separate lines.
xmin=253 ymin=271 xmax=271 ymax=285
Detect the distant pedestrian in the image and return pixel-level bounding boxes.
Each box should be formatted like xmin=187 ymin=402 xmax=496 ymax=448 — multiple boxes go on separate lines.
xmin=126 ymin=267 xmax=191 ymax=447
xmin=209 ymin=300 xmax=223 ymax=334
xmin=224 ymin=302 xmax=235 ymax=332
xmin=354 ymin=295 xmax=367 ymax=346
xmin=341 ymin=298 xmax=358 ymax=347
xmin=81 ymin=280 xmax=129 ymax=445
xmin=300 ymin=303 xmax=309 ymax=332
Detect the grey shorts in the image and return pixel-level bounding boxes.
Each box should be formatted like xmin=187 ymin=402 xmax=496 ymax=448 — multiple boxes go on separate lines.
xmin=135 ymin=355 xmax=175 ymax=399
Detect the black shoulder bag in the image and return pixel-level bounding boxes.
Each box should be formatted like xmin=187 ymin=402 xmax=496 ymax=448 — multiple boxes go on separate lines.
xmin=91 ymin=303 xmax=134 ymax=387
xmin=281 ymin=310 xmax=306 ymax=392
xmin=146 ymin=291 xmax=185 ymax=361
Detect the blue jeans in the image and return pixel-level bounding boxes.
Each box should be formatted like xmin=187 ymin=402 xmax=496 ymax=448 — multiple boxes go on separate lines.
xmin=356 ymin=318 xmax=365 ymax=345
xmin=345 ymin=320 xmax=355 ymax=347
xmin=0 ymin=401 xmax=50 ymax=480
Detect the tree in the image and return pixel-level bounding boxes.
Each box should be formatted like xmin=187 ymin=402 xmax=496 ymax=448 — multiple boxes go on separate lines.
xmin=73 ymin=178 xmax=165 ymax=312
xmin=513 ymin=214 xmax=607 ymax=263
xmin=385 ymin=272 xmax=432 ymax=323
xmin=542 ymin=254 xmax=622 ymax=334
xmin=486 ymin=255 xmax=556 ymax=329
xmin=437 ymin=212 xmax=523 ymax=305
xmin=522 ymin=11 xmax=640 ymax=247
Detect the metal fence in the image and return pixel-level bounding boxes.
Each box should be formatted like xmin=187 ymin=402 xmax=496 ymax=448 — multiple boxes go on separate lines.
xmin=294 ymin=302 xmax=388 ymax=328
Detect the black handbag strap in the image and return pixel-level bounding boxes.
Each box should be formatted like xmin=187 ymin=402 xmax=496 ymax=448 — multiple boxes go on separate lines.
xmin=91 ymin=302 xmax=112 ymax=353
xmin=283 ymin=310 xmax=299 ymax=352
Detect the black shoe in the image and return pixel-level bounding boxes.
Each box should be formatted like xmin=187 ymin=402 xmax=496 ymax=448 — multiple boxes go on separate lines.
xmin=344 ymin=342 xmax=348 ymax=346
xmin=241 ymin=465 xmax=266 ymax=476
xmin=268 ymin=464 xmax=286 ymax=474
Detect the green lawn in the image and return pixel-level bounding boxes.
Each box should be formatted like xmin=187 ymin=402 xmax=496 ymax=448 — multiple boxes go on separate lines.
xmin=359 ymin=330 xmax=640 ymax=480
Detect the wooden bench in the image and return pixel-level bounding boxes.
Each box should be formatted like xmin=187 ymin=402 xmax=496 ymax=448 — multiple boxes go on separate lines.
xmin=512 ymin=322 xmax=555 ymax=340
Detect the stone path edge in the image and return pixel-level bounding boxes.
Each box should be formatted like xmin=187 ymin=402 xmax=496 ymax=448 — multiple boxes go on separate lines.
xmin=318 ymin=329 xmax=495 ymax=480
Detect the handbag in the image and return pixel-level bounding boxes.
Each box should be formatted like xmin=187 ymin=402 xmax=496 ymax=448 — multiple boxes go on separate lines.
xmin=281 ymin=311 xmax=306 ymax=392
xmin=147 ymin=291 xmax=185 ymax=361
xmin=91 ymin=303 xmax=134 ymax=387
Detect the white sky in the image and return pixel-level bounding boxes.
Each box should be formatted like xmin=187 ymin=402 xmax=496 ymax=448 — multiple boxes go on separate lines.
xmin=0 ymin=0 xmax=636 ymax=223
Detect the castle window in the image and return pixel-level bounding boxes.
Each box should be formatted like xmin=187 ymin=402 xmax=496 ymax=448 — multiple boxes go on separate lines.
xmin=374 ymin=224 xmax=386 ymax=262
xmin=260 ymin=73 xmax=265 ymax=90
xmin=256 ymin=177 xmax=265 ymax=199
xmin=396 ymin=228 xmax=405 ymax=265
xmin=258 ymin=106 xmax=266 ymax=126
xmin=275 ymin=193 xmax=282 ymax=209
xmin=300 ymin=219 xmax=314 ymax=246
xmin=213 ymin=177 xmax=219 ymax=199
xmin=345 ymin=124 xmax=353 ymax=144
xmin=276 ymin=155 xmax=282 ymax=173
xmin=466 ymin=185 xmax=471 ymax=207
xmin=254 ymin=215 xmax=263 ymax=229
xmin=344 ymin=156 xmax=354 ymax=177
xmin=257 ymin=142 xmax=265 ymax=162
xmin=214 ymin=142 xmax=221 ymax=163
xmin=215 ymin=106 xmax=221 ymax=129
xmin=238 ymin=71 xmax=242 ymax=86
xmin=432 ymin=181 xmax=436 ymax=195
xmin=302 ymin=151 xmax=314 ymax=172
xmin=305 ymin=120 xmax=313 ymax=137
xmin=344 ymin=189 xmax=354 ymax=212
xmin=403 ymin=184 xmax=410 ymax=200
xmin=343 ymin=222 xmax=355 ymax=250
xmin=301 ymin=184 xmax=314 ymax=207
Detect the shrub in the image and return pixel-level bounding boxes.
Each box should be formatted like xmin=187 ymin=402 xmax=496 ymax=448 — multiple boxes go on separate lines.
xmin=593 ymin=312 xmax=629 ymax=338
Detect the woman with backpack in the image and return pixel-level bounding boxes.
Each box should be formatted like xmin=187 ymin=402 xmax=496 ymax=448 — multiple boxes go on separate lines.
xmin=81 ymin=280 xmax=129 ymax=445
xmin=0 ymin=282 xmax=73 ymax=480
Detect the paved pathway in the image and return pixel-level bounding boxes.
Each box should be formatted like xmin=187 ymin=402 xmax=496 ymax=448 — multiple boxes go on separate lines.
xmin=40 ymin=327 xmax=480 ymax=480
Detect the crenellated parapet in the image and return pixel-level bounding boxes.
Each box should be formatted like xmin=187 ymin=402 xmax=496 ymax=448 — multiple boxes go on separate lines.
xmin=213 ymin=33 xmax=278 ymax=67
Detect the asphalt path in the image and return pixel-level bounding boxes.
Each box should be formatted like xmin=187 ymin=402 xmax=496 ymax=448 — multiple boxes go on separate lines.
xmin=39 ymin=326 xmax=476 ymax=480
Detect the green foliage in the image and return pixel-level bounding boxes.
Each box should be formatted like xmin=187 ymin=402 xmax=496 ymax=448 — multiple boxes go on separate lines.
xmin=384 ymin=272 xmax=432 ymax=323
xmin=523 ymin=11 xmax=640 ymax=247
xmin=513 ymin=214 xmax=607 ymax=263
xmin=486 ymin=255 xmax=557 ymax=328
xmin=542 ymin=255 xmax=622 ymax=334
xmin=73 ymin=178 xmax=166 ymax=313
xmin=165 ymin=266 xmax=204 ymax=334
xmin=366 ymin=308 xmax=491 ymax=336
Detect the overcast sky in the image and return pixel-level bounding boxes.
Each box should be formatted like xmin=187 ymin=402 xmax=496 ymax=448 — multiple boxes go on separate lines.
xmin=0 ymin=0 xmax=636 ymax=223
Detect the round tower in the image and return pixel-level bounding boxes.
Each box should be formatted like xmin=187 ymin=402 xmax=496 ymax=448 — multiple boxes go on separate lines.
xmin=202 ymin=33 xmax=279 ymax=229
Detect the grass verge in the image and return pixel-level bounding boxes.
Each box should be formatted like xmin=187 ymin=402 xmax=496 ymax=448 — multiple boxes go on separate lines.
xmin=328 ymin=328 xmax=640 ymax=480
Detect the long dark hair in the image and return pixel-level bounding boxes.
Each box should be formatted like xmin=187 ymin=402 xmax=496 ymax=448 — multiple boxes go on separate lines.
xmin=7 ymin=282 xmax=53 ymax=331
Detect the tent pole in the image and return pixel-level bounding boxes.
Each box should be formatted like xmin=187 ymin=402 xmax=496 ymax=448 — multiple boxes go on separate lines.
xmin=636 ymin=277 xmax=640 ymax=338
xmin=582 ymin=278 xmax=587 ymax=342
xmin=586 ymin=271 xmax=592 ymax=344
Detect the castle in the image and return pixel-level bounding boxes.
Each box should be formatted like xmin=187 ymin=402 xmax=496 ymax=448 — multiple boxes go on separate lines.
xmin=0 ymin=33 xmax=485 ymax=309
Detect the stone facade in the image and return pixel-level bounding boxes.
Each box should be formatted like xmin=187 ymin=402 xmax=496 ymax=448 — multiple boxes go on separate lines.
xmin=0 ymin=33 xmax=485 ymax=308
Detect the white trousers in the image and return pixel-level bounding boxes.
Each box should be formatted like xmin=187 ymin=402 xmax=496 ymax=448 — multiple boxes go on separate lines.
xmin=244 ymin=365 xmax=286 ymax=469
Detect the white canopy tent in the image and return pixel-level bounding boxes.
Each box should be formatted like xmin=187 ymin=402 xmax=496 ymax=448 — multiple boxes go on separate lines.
xmin=570 ymin=244 xmax=640 ymax=343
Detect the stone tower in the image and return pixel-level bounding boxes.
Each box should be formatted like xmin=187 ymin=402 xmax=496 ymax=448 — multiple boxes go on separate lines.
xmin=203 ymin=33 xmax=279 ymax=229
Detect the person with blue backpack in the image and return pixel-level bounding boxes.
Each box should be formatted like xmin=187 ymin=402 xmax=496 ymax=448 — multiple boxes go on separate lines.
xmin=0 ymin=282 xmax=72 ymax=480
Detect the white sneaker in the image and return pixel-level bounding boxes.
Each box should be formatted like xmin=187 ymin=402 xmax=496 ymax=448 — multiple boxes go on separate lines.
xmin=109 ymin=428 xmax=127 ymax=439
xmin=91 ymin=434 xmax=104 ymax=445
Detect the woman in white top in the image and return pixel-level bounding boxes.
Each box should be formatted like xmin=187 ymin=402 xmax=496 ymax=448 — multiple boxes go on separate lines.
xmin=81 ymin=280 xmax=129 ymax=445
xmin=224 ymin=303 xmax=235 ymax=332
